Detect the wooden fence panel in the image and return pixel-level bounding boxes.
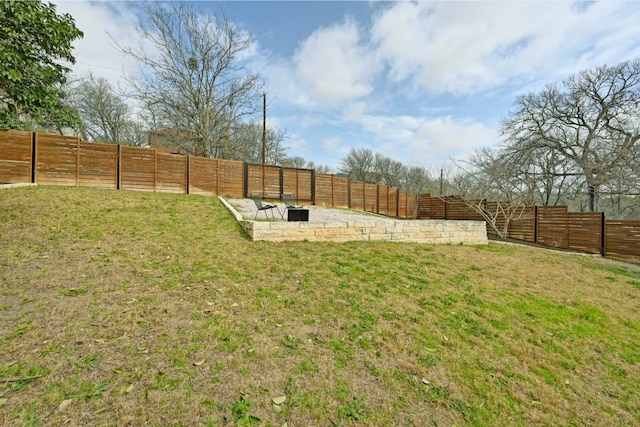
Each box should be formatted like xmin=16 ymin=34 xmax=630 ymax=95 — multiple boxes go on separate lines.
xmin=35 ymin=134 xmax=80 ymax=186
xmin=417 ymin=194 xmax=444 ymax=219
xmin=350 ymin=181 xmax=365 ymax=210
xmin=333 ymin=176 xmax=349 ymax=208
xmin=314 ymin=173 xmax=333 ymax=207
xmin=189 ymin=157 xmax=219 ymax=196
xmin=217 ymin=159 xmax=244 ymax=197
xmin=377 ymin=186 xmax=386 ymax=215
xmin=508 ymin=206 xmax=536 ymax=242
xmin=407 ymin=193 xmax=416 ymax=219
xmin=606 ymin=220 xmax=640 ymax=259
xmin=364 ymin=183 xmax=377 ymax=212
xmin=282 ymin=168 xmax=313 ymax=204
xmin=387 ymin=188 xmax=398 ymax=217
xmin=445 ymin=197 xmax=467 ymax=220
xmin=0 ymin=130 xmax=31 ymax=184
xmin=79 ymin=142 xmax=117 ymax=189
xmin=447 ymin=197 xmax=485 ymax=221
xmin=568 ymin=212 xmax=602 ymax=254
xmin=247 ymin=164 xmax=281 ymax=199
xmin=399 ymin=190 xmax=413 ymax=218
xmin=315 ymin=174 xmax=350 ymax=208
xmin=156 ymin=153 xmax=186 ymax=194
xmin=537 ymin=206 xmax=569 ymax=248
xmin=120 ymin=146 xmax=155 ymax=191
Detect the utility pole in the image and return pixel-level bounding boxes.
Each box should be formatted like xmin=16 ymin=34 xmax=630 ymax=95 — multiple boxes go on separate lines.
xmin=262 ymin=93 xmax=266 ymax=164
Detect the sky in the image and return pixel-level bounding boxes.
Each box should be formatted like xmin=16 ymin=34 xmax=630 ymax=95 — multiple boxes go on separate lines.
xmin=52 ymin=0 xmax=640 ymax=171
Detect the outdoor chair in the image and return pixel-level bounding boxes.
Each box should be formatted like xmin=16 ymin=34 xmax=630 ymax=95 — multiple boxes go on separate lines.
xmin=281 ymin=193 xmax=303 ymax=211
xmin=281 ymin=193 xmax=308 ymax=221
xmin=251 ymin=194 xmax=281 ymax=220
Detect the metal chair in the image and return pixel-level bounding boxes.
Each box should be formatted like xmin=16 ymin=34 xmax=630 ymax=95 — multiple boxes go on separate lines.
xmin=281 ymin=193 xmax=303 ymax=210
xmin=251 ymin=194 xmax=280 ymax=220
xmin=281 ymin=193 xmax=305 ymax=221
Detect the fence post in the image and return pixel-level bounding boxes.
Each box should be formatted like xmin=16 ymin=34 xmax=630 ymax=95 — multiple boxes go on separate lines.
xmin=30 ymin=132 xmax=37 ymax=184
xmin=76 ymin=139 xmax=80 ymax=188
xmin=444 ymin=196 xmax=448 ymax=220
xmin=600 ymin=212 xmax=606 ymax=257
xmin=243 ymin=162 xmax=248 ymax=198
xmin=116 ymin=145 xmax=121 ymax=190
xmin=534 ymin=205 xmax=539 ymax=243
xmin=185 ymin=155 xmax=190 ymax=195
xmin=279 ymin=166 xmax=284 ymax=197
xmin=153 ymin=149 xmax=157 ymax=192
xmin=311 ymin=169 xmax=316 ymax=206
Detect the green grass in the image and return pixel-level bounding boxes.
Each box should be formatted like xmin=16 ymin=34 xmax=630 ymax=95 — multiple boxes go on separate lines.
xmin=1 ymin=186 xmax=639 ymax=426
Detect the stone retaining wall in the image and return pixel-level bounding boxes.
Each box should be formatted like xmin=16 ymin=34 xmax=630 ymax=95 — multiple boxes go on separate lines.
xmin=220 ymin=197 xmax=488 ymax=245
xmin=240 ymin=219 xmax=487 ymax=244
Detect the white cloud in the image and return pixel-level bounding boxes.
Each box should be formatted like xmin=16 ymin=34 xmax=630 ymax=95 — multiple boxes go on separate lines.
xmin=343 ymin=111 xmax=498 ymax=164
xmin=54 ymin=1 xmax=142 ymax=89
xmin=292 ymin=19 xmax=378 ymax=106
xmin=370 ymin=1 xmax=640 ymax=95
xmin=410 ymin=116 xmax=499 ymax=160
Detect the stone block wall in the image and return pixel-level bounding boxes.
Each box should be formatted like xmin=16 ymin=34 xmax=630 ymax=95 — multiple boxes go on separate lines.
xmin=239 ymin=219 xmax=487 ymax=245
xmin=220 ymin=196 xmax=488 ymax=245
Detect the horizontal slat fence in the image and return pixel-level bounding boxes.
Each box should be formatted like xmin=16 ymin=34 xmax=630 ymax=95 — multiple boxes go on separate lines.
xmin=568 ymin=212 xmax=603 ymax=254
xmin=6 ymin=130 xmax=639 ymax=257
xmin=0 ymin=130 xmax=32 ymax=183
xmin=282 ymin=167 xmax=313 ymax=205
xmin=537 ymin=206 xmax=569 ymax=248
xmin=0 ymin=130 xmax=412 ymax=219
xmin=80 ymin=143 xmax=117 ymax=189
xmin=416 ymin=193 xmax=640 ymax=260
xmin=398 ymin=190 xmax=411 ymax=219
xmin=508 ymin=207 xmax=536 ymax=242
xmin=315 ymin=173 xmax=349 ymax=208
xmin=246 ymin=163 xmax=281 ymax=199
xmin=606 ymin=220 xmax=640 ymax=259
xmin=36 ymin=134 xmax=81 ymax=186
xmin=120 ymin=146 xmax=156 ymax=191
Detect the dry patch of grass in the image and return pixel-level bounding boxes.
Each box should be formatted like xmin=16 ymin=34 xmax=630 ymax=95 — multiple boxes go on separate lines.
xmin=1 ymin=186 xmax=639 ymax=426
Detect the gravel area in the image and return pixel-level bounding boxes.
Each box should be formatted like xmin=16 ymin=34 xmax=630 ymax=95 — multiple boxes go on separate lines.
xmin=226 ymin=197 xmax=398 ymax=223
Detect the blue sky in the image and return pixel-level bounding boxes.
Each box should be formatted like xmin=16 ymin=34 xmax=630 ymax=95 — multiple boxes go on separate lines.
xmin=54 ymin=1 xmax=640 ymax=171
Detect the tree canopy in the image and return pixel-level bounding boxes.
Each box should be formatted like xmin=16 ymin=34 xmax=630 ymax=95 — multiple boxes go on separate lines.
xmin=67 ymin=73 xmax=132 ymax=144
xmin=0 ymin=0 xmax=83 ymax=130
xmin=501 ymin=58 xmax=640 ymax=211
xmin=120 ymin=1 xmax=263 ymax=158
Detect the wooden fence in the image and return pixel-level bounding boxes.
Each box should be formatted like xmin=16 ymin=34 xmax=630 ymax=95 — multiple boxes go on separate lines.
xmin=0 ymin=130 xmax=413 ymax=218
xmin=3 ymin=130 xmax=637 ymax=258
xmin=417 ymin=193 xmax=640 ymax=260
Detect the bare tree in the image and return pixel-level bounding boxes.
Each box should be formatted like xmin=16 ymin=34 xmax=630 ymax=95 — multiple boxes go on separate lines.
xmin=304 ymin=160 xmax=332 ymax=174
xmin=452 ymin=147 xmax=531 ymax=238
xmin=277 ymin=157 xmax=333 ymax=173
xmin=281 ymin=156 xmax=307 ymax=169
xmin=219 ymin=122 xmax=287 ymax=165
xmin=501 ymin=58 xmax=640 ymax=211
xmin=502 ymin=144 xmax=582 ymax=207
xmin=67 ymin=73 xmax=131 ymax=144
xmin=374 ymin=153 xmax=406 ymax=187
xmin=338 ymin=147 xmax=375 ymax=182
xmin=119 ymin=1 xmax=262 ymax=157
xmin=402 ymin=164 xmax=433 ymax=218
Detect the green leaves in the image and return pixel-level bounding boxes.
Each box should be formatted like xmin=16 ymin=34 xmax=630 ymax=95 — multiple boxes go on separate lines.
xmin=0 ymin=0 xmax=83 ymax=129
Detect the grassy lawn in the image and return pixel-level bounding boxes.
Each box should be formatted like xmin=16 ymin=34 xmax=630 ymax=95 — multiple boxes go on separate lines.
xmin=1 ymin=186 xmax=639 ymax=426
